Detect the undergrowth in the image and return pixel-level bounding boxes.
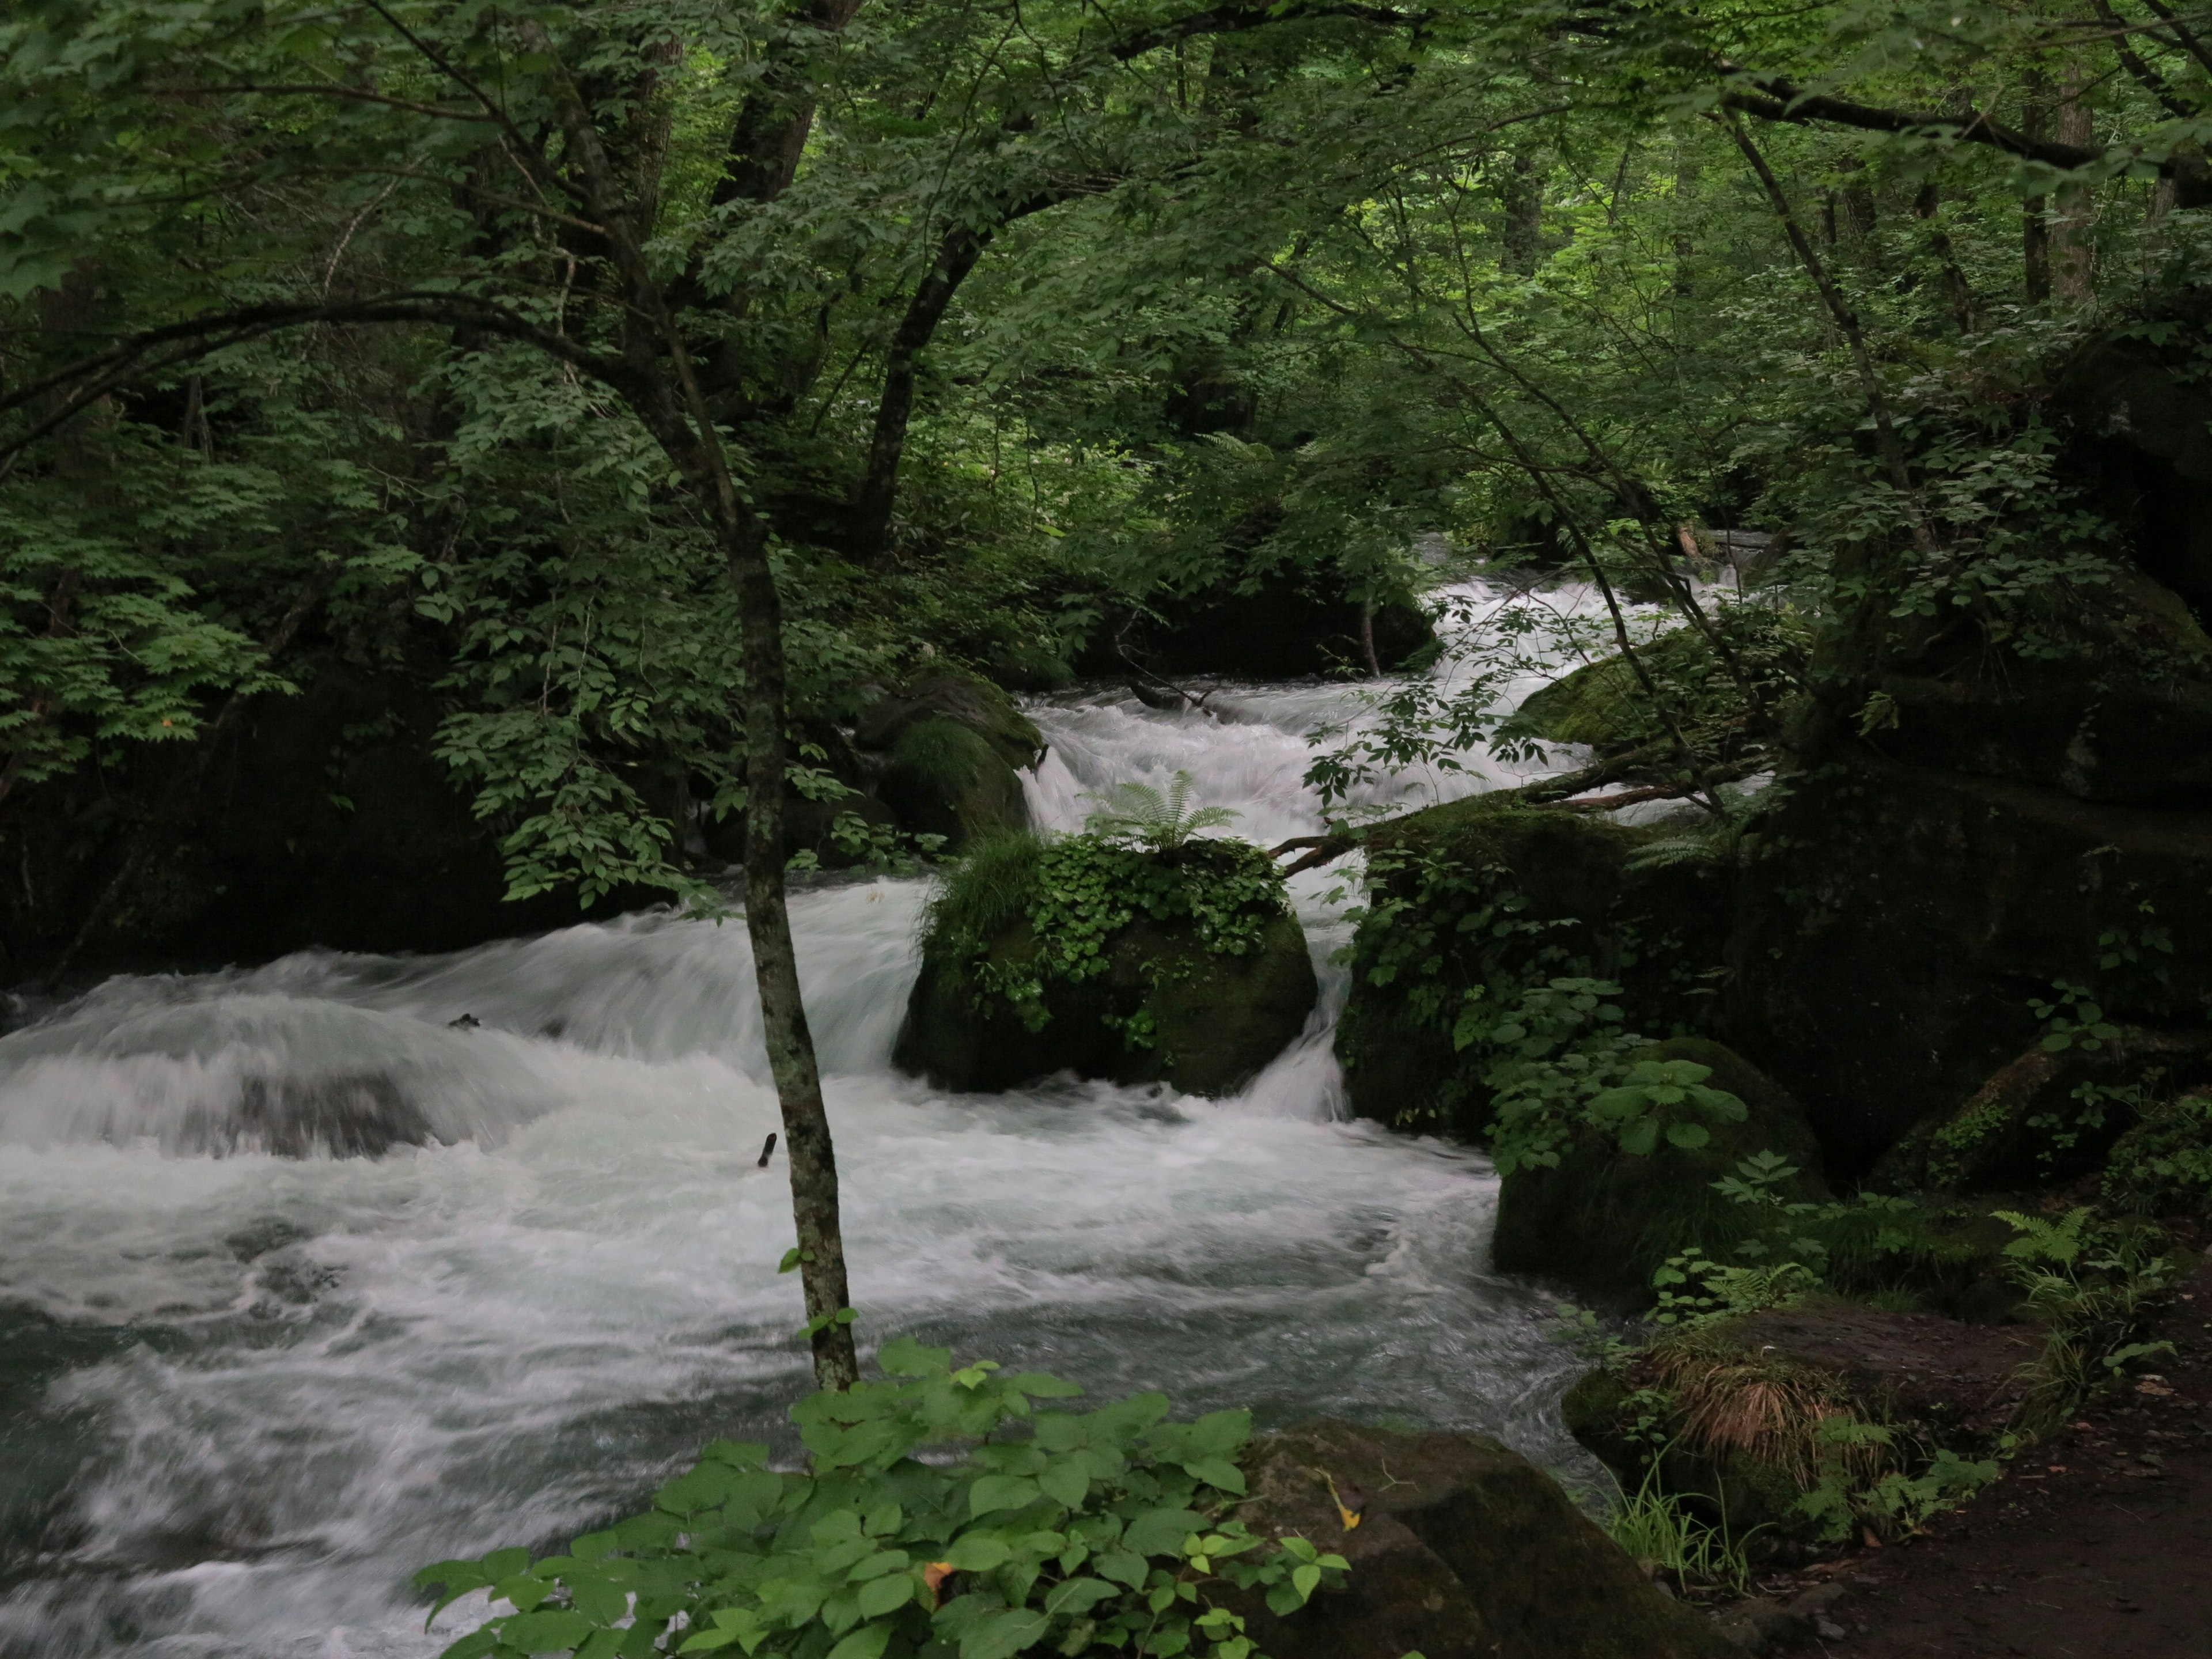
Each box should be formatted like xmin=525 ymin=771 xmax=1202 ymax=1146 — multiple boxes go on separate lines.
xmin=418 ymin=1342 xmax=1347 ymax=1659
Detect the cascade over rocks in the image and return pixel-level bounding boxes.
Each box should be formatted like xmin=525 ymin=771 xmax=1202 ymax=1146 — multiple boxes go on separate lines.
xmin=1230 ymin=1419 xmax=1740 ymax=1659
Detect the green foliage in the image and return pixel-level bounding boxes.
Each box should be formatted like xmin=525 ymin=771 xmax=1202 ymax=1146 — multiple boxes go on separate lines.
xmin=1603 ymin=1463 xmax=1758 ymax=1596
xmin=923 ymin=830 xmax=1291 ymax=1036
xmin=1994 ymin=1209 xmax=2180 ymax=1434
xmin=1082 ymin=774 xmax=1238 ymax=856
xmin=1795 ymin=1423 xmax=2002 ymax=1546
xmin=417 ymin=1342 xmax=1347 ymax=1659
xmin=2103 ymin=1093 xmax=2212 ymax=1218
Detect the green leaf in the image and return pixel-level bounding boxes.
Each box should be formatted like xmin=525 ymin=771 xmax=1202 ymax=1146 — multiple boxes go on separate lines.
xmin=1042 ymin=1577 xmax=1119 ymax=1618
xmin=1121 ymin=1509 xmax=1208 ymax=1556
xmin=1038 ymin=1461 xmax=1090 ymax=1509
xmin=970 ymin=1475 xmax=1042 ymax=1516
xmin=501 ymin=1610 xmax=597 ymax=1653
xmin=1617 ymin=1115 xmax=1661 ymax=1156
xmin=1010 ymin=1372 xmax=1085 ymax=1399
xmin=855 ymin=1573 xmax=914 ymax=1618
xmin=945 ymin=1533 xmax=1012 ymax=1572
xmin=1291 ymin=1562 xmax=1321 ymax=1601
xmin=960 ymin=1608 xmax=1051 ymax=1659
xmin=827 ymin=1624 xmax=893 ymax=1659
xmin=1663 ymin=1122 xmax=1711 ymax=1151
xmin=1096 ymin=1550 xmax=1149 ymax=1588
xmin=1182 ymin=1457 xmax=1245 ymax=1494
xmin=875 ymin=1339 xmax=951 ymax=1378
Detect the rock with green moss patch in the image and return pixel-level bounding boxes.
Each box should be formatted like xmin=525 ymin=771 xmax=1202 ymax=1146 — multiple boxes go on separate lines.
xmin=1877 ymin=1029 xmax=2209 ymax=1196
xmin=854 ymin=669 xmax=1044 ymax=851
xmin=1230 ymin=1418 xmax=1740 ymax=1659
xmin=1335 ymin=794 xmax=1733 ymax=1139
xmin=1491 ymin=1038 xmax=1829 ymax=1306
xmin=895 ymin=835 xmax=1317 ymax=1096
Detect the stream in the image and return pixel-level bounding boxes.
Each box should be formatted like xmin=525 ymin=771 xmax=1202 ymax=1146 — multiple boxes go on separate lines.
xmin=0 ymin=579 xmax=1633 ymax=1657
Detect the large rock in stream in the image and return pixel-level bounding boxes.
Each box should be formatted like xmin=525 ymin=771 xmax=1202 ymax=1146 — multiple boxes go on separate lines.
xmin=1234 ymin=1419 xmax=1739 ymax=1659
xmin=895 ymin=837 xmax=1318 ymax=1096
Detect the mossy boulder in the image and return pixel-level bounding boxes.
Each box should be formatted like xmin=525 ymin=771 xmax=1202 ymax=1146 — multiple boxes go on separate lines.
xmin=1726 ymin=751 xmax=2212 ymax=1175
xmin=1876 ymin=1029 xmax=2212 ymax=1196
xmin=1230 ymin=1419 xmax=1739 ymax=1659
xmin=855 ymin=671 xmax=1043 ymax=852
xmin=1491 ymin=1037 xmax=1829 ymax=1306
xmin=895 ymin=836 xmax=1318 ymax=1097
xmin=1505 ymin=611 xmax=1807 ymax=763
xmin=1335 ymin=794 xmax=1733 ymax=1138
xmin=2103 ymin=1089 xmax=2212 ymax=1218
xmin=1564 ymin=1298 xmax=2035 ymax=1543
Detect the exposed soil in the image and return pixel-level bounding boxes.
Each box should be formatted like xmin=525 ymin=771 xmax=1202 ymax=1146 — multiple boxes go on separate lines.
xmin=1752 ymin=1255 xmax=2212 ymax=1658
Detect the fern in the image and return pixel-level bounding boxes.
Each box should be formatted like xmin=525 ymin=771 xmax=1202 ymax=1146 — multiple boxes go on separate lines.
xmin=1082 ymin=770 xmax=1239 ymax=853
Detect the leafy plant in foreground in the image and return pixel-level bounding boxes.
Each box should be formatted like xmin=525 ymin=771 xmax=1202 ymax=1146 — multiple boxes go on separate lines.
xmin=417 ymin=1341 xmax=1346 ymax=1659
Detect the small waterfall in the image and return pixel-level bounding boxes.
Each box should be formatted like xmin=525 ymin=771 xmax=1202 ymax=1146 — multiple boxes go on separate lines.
xmin=0 ymin=576 xmax=1636 ymax=1658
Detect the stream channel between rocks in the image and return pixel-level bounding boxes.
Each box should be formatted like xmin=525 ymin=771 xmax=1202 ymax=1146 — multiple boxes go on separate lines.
xmin=0 ymin=579 xmax=1657 ymax=1657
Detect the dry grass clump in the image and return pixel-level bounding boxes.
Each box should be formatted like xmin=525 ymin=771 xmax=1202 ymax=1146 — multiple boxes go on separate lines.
xmin=1643 ymin=1330 xmax=1882 ymax=1487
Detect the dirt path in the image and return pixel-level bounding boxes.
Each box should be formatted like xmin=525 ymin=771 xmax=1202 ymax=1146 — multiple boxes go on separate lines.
xmin=1767 ymin=1259 xmax=2212 ymax=1658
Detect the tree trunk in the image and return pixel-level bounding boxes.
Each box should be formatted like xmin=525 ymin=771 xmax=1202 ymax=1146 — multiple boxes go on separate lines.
xmin=2054 ymin=60 xmax=2096 ymax=307
xmin=853 ymin=223 xmax=992 ymax=559
xmin=2023 ymin=73 xmax=2052 ymax=304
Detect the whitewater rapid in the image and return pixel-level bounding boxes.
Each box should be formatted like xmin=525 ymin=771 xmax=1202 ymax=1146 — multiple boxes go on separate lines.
xmin=0 ymin=578 xmax=1645 ymax=1657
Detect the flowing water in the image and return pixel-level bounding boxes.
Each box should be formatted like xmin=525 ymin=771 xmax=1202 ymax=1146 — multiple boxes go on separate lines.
xmin=0 ymin=579 xmax=1642 ymax=1657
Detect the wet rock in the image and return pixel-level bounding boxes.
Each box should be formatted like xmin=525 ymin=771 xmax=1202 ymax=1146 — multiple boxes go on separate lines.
xmin=1491 ymin=1037 xmax=1829 ymax=1306
xmin=854 ymin=671 xmax=1043 ymax=853
xmin=196 ymin=1071 xmax=437 ymax=1158
xmin=897 ymin=911 xmax=1317 ymax=1097
xmin=1726 ymin=753 xmax=2212 ymax=1173
xmin=1335 ymin=794 xmax=1733 ymax=1139
xmin=1232 ymin=1419 xmax=1740 ymax=1659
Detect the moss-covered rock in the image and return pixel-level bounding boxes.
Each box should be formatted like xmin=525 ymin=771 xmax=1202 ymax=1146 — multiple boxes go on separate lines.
xmin=2103 ymin=1089 xmax=2212 ymax=1218
xmin=1505 ymin=609 xmax=1808 ymax=763
xmin=1231 ymin=1419 xmax=1740 ymax=1659
xmin=1726 ymin=751 xmax=2212 ymax=1175
xmin=1491 ymin=1037 xmax=1829 ymax=1305
xmin=1876 ymin=1029 xmax=2210 ymax=1196
xmin=1565 ymin=1298 xmax=2032 ymax=1544
xmin=1335 ymin=794 xmax=1733 ymax=1138
xmin=854 ymin=671 xmax=1043 ymax=852
xmin=895 ymin=836 xmax=1318 ymax=1096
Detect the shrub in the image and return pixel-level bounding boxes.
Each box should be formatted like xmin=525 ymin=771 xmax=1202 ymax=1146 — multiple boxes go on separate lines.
xmin=416 ymin=1343 xmax=1345 ymax=1659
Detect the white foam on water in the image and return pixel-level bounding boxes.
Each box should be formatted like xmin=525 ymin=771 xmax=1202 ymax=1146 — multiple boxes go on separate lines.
xmin=0 ymin=575 xmax=1649 ymax=1657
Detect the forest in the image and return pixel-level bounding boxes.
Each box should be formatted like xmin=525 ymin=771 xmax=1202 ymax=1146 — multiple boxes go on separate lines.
xmin=2 ymin=0 xmax=2211 ymax=1654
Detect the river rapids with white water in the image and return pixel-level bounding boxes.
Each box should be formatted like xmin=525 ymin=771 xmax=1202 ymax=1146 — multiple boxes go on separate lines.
xmin=0 ymin=579 xmax=1670 ymax=1657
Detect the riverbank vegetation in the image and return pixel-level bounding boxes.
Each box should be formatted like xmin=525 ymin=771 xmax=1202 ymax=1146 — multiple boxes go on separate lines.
xmin=9 ymin=0 xmax=2212 ymax=1645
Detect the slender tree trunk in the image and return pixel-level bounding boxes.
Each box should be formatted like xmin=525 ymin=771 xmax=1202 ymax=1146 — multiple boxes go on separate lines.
xmin=854 ymin=223 xmax=991 ymax=558
xmin=532 ymin=31 xmax=863 ymax=1390
xmin=2054 ymin=59 xmax=2096 ymax=307
xmin=1499 ymin=151 xmax=1542 ymax=275
xmin=2024 ymin=71 xmax=2052 ymax=304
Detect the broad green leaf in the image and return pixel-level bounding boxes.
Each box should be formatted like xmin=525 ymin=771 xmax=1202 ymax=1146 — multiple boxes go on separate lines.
xmin=827 ymin=1624 xmax=893 ymax=1659
xmin=1181 ymin=1457 xmax=1245 ymax=1494
xmin=1121 ymin=1508 xmax=1207 ymax=1556
xmin=501 ymin=1609 xmax=596 ymax=1653
xmin=969 ymin=1475 xmax=1041 ymax=1516
xmin=960 ymin=1608 xmax=1050 ymax=1659
xmin=855 ymin=1573 xmax=914 ymax=1617
xmin=1096 ymin=1550 xmax=1149 ymax=1588
xmin=945 ymin=1533 xmax=1012 ymax=1572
